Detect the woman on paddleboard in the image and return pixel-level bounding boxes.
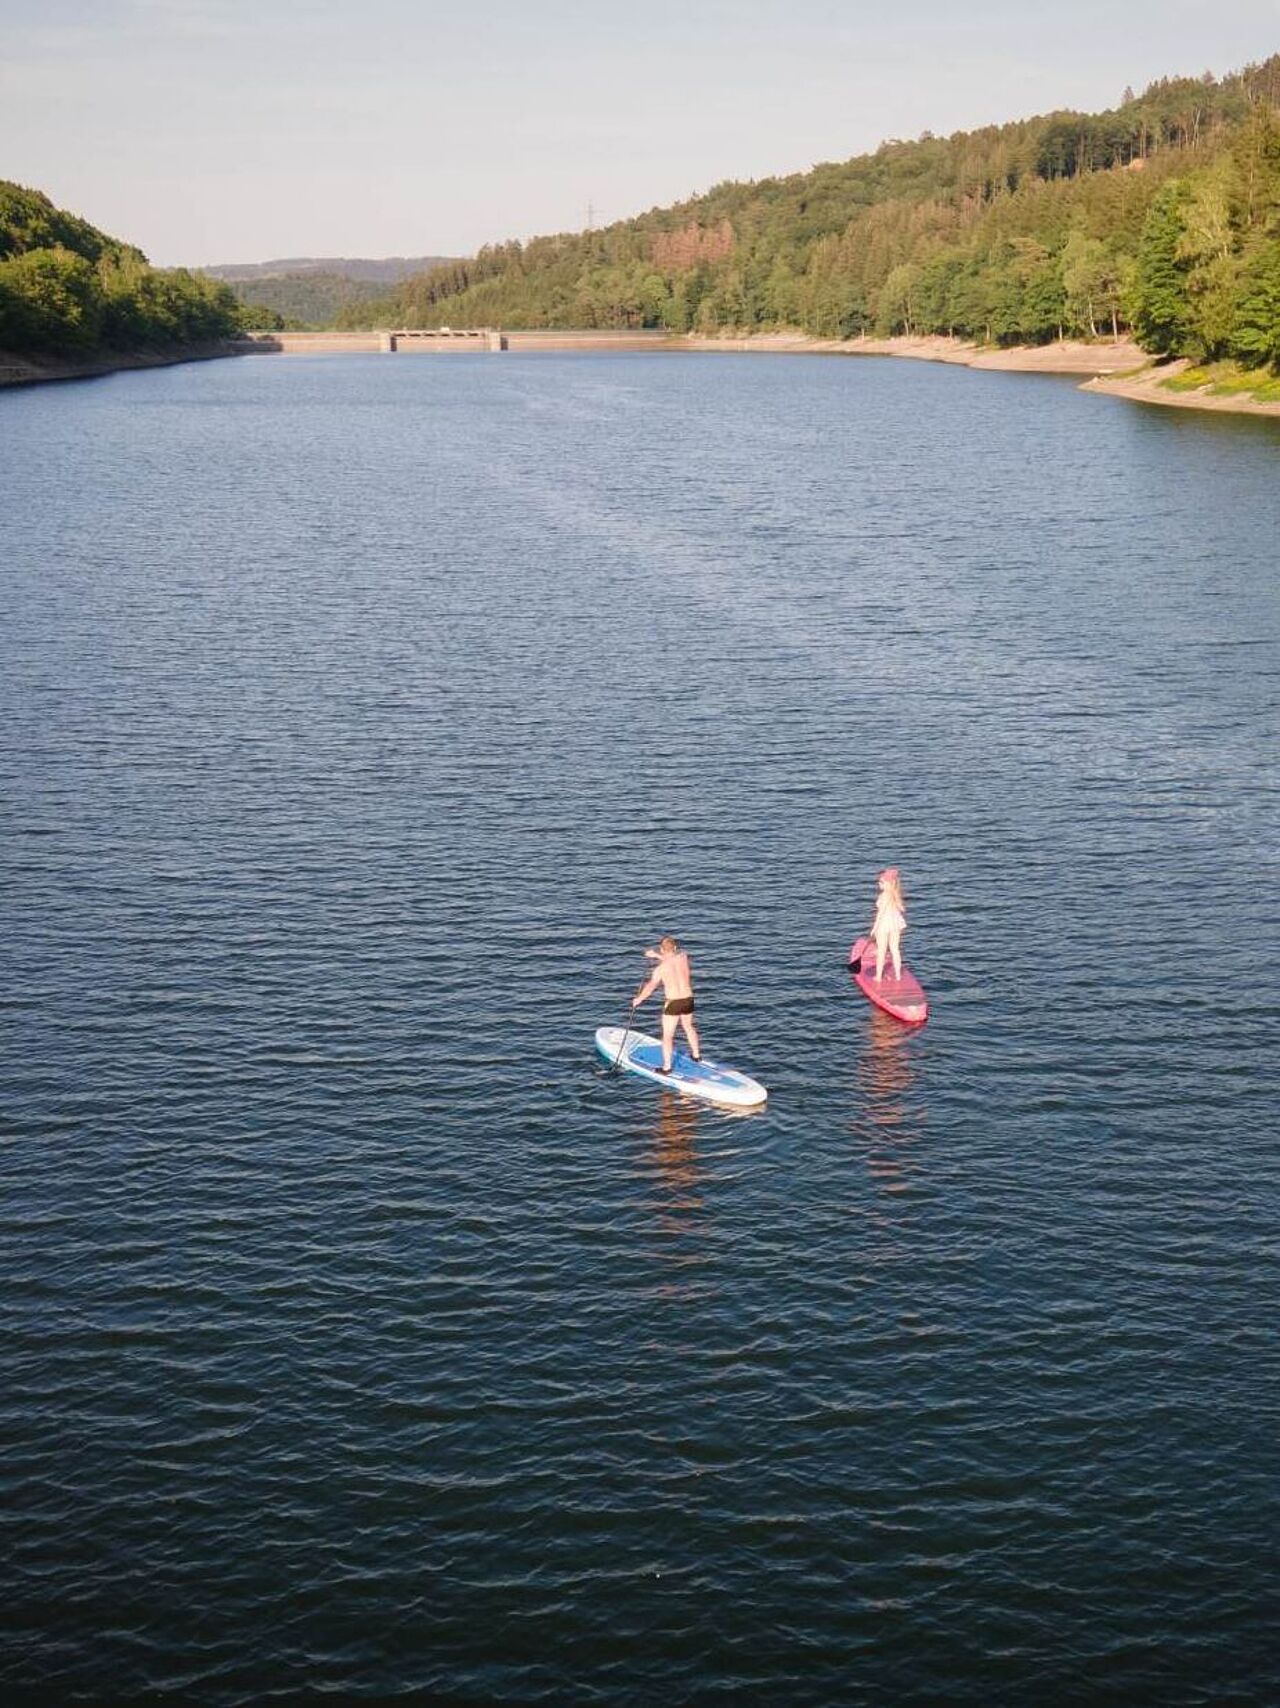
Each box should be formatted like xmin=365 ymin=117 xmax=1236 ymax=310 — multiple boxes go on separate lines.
xmin=868 ymin=867 xmax=907 ymax=982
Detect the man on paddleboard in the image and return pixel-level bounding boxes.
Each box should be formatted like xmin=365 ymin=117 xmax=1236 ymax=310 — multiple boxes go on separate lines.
xmin=632 ymin=936 xmax=701 ymax=1073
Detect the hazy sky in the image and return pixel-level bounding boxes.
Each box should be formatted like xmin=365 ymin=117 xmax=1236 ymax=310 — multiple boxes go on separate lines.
xmin=3 ymin=0 xmax=1279 ymax=265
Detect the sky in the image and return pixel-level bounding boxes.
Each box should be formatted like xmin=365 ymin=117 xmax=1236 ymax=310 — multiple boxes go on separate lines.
xmin=2 ymin=0 xmax=1279 ymax=266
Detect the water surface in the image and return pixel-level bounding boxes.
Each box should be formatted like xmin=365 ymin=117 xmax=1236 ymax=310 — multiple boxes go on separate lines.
xmin=2 ymin=351 xmax=1278 ymax=1704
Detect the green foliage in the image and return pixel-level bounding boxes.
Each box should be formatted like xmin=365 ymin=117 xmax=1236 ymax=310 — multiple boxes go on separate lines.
xmin=1123 ymin=98 xmax=1280 ymax=361
xmin=0 ymin=247 xmax=101 ymax=350
xmin=1232 ymin=239 xmax=1280 ymax=366
xmin=0 ymin=179 xmax=244 ymax=357
xmin=338 ymin=55 xmax=1279 ymax=365
xmin=234 ymin=301 xmax=291 ymax=331
xmin=1130 ymin=185 xmax=1196 ymax=354
xmin=1160 ymin=356 xmax=1280 ymax=398
xmin=218 ymin=270 xmax=398 ymax=329
xmin=0 ymin=181 xmax=142 ymax=266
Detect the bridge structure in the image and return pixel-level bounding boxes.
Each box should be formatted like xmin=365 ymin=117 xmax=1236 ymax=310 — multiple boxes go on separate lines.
xmin=238 ymin=329 xmax=507 ymax=355
xmin=380 ymin=328 xmax=507 ymax=352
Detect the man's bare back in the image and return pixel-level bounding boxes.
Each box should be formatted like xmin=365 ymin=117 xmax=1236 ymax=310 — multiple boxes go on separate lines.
xmin=632 ymin=935 xmax=701 ymax=1070
xmin=644 ymin=945 xmax=692 ymax=1000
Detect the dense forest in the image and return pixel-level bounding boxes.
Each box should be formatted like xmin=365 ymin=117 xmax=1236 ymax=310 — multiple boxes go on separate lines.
xmin=0 ymin=182 xmax=244 ymax=357
xmin=342 ymin=56 xmax=1280 ymax=367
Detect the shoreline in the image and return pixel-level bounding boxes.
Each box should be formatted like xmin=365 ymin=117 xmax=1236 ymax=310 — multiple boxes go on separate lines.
xmin=1080 ymin=357 xmax=1280 ymax=417
xmin=685 ymin=331 xmax=1280 ymax=416
xmin=0 ymin=340 xmax=249 ymax=389
xmin=685 ymin=330 xmax=1148 ymax=374
xmin=3 ymin=331 xmax=1277 ymax=420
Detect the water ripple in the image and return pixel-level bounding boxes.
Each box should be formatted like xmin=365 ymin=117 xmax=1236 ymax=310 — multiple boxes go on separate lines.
xmin=1 ymin=353 xmax=1278 ymax=1705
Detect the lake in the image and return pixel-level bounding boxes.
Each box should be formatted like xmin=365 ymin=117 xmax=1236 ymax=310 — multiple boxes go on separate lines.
xmin=2 ymin=350 xmax=1278 ymax=1704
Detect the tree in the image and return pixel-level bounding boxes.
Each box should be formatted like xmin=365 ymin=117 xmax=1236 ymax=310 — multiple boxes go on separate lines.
xmin=0 ymin=246 xmax=101 ymax=349
xmin=877 ymin=262 xmax=920 ymax=334
xmin=1231 ymin=238 xmax=1280 ymax=365
xmin=1175 ymin=159 xmax=1240 ymax=355
xmin=1130 ymin=184 xmax=1194 ymax=353
xmin=1021 ymin=257 xmax=1067 ymax=341
xmin=1062 ymin=228 xmax=1108 ymax=334
xmin=1231 ymin=104 xmax=1280 ymax=233
xmin=914 ymin=252 xmax=967 ymax=335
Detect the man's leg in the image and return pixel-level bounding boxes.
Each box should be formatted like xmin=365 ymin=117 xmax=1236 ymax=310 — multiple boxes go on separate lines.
xmin=680 ymin=1013 xmax=701 ymax=1061
xmin=661 ymin=1010 xmax=678 ymax=1071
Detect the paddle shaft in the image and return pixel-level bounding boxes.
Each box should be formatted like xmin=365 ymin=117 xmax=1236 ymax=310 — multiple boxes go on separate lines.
xmin=612 ymin=993 xmax=637 ymax=1069
xmin=615 ymin=951 xmax=657 ymax=1068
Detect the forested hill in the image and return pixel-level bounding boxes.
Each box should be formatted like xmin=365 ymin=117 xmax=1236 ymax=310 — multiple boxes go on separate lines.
xmin=205 ymin=256 xmax=454 ymax=283
xmin=342 ymin=56 xmax=1280 ymax=366
xmin=211 ymin=270 xmax=403 ymax=330
xmin=201 ymin=255 xmax=461 ymax=331
xmin=0 ymin=182 xmax=243 ymax=357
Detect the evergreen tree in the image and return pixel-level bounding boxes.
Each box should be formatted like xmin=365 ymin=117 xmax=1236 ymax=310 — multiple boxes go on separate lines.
xmin=1232 ymin=239 xmax=1280 ymax=365
xmin=1130 ymin=186 xmax=1195 ymax=354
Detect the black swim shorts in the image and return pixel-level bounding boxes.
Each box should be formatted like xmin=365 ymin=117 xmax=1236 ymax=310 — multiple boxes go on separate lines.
xmin=663 ymin=996 xmax=695 ymax=1017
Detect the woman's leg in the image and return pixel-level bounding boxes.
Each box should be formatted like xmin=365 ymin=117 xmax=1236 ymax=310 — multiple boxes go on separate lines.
xmin=680 ymin=1012 xmax=701 ymax=1060
xmin=873 ymin=929 xmax=888 ymax=980
xmin=888 ymin=925 xmax=903 ymax=979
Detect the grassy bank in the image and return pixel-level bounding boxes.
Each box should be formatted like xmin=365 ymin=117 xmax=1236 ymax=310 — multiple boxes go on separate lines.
xmin=1084 ymin=356 xmax=1280 ymax=416
xmin=1157 ymin=360 xmax=1280 ymax=404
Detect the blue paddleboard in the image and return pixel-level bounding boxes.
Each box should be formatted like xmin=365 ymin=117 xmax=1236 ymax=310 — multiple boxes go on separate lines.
xmin=594 ymin=1026 xmax=767 ymax=1110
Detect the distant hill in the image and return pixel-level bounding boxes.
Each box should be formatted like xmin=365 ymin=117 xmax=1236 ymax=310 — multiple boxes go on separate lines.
xmin=338 ymin=55 xmax=1280 ymax=370
xmin=207 ymin=271 xmax=405 ymax=330
xmin=204 ymin=256 xmax=456 ymax=284
xmin=200 ymin=255 xmax=463 ymax=329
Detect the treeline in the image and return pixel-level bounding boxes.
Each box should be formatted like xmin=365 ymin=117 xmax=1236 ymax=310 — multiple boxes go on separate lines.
xmin=340 ymin=57 xmax=1280 ymax=366
xmin=0 ymin=182 xmax=245 ymax=356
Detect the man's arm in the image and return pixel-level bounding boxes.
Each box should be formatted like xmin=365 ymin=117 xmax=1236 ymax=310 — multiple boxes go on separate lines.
xmin=633 ymin=969 xmax=662 ymax=1007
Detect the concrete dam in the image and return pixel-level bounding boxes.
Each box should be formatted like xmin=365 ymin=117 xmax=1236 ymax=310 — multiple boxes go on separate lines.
xmin=237 ymin=330 xmax=684 ymax=355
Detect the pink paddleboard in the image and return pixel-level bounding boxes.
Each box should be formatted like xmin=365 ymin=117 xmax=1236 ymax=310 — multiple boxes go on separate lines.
xmin=849 ymin=937 xmax=929 ymax=1026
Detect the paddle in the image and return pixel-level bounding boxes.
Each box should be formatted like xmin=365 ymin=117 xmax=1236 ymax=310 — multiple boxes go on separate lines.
xmin=614 ymin=947 xmax=658 ymax=1069
xmin=612 ymin=994 xmax=637 ymax=1070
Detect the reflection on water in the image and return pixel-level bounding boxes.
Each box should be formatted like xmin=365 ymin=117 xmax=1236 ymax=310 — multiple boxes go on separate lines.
xmin=639 ymin=1092 xmax=714 ymax=1299
xmin=644 ymin=1091 xmax=705 ymax=1213
xmin=856 ymin=1006 xmax=925 ymax=1192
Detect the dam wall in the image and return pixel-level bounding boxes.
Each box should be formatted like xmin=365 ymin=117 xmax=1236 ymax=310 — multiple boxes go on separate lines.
xmin=235 ymin=330 xmax=685 ymax=356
